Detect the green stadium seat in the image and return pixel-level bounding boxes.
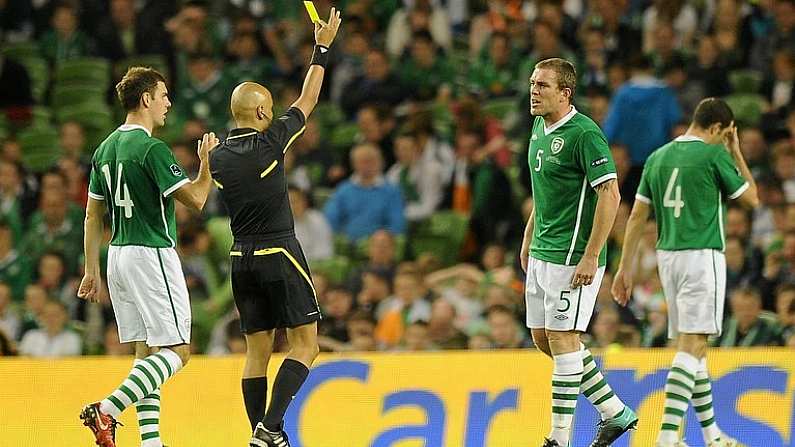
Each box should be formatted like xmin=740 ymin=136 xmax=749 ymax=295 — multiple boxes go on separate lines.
xmin=728 ymin=70 xmax=763 ymax=94
xmin=51 ymin=84 xmax=107 ymax=110
xmin=2 ymin=42 xmax=40 ymax=60
xmin=17 ymin=57 xmax=49 ymax=103
xmin=115 ymin=54 xmax=169 ymax=80
xmin=55 ymin=57 xmax=111 ymax=88
xmin=310 ymin=256 xmax=352 ymax=284
xmin=313 ymin=102 xmax=345 ymax=131
xmin=409 ymin=211 xmax=470 ymax=266
xmin=31 ymin=106 xmax=53 ymax=127
xmin=724 ymin=94 xmax=766 ymax=127
xmin=333 ymin=234 xmax=354 ymax=259
xmin=18 ymin=125 xmax=62 ymax=172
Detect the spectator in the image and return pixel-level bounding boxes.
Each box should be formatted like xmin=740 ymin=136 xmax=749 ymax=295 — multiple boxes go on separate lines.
xmin=329 ymin=29 xmax=370 ymax=104
xmin=468 ymin=32 xmax=519 ymax=98
xmin=293 ymin=119 xmax=344 ymax=187
xmin=357 ymin=104 xmax=398 ymax=169
xmin=0 ymin=160 xmax=28 ymax=240
xmin=726 ymin=236 xmax=762 ymax=298
xmin=0 ymin=219 xmax=32 ymax=301
xmin=18 ymin=300 xmax=81 ymax=357
xmin=578 ymin=27 xmax=610 ymax=93
xmin=0 ymin=56 xmax=33 ymax=124
xmin=739 ymin=127 xmax=770 ymax=179
xmin=386 ymin=131 xmax=445 ymax=222
xmin=19 ymin=284 xmax=47 ymax=337
xmin=346 ymin=310 xmax=377 ymax=352
xmin=385 ymin=0 xmax=452 ymax=59
xmin=94 ymin=0 xmax=164 ymax=61
xmin=318 ymin=286 xmax=353 ymax=343
xmin=642 ymin=0 xmax=698 ymax=52
xmin=396 ymin=30 xmax=454 ymax=102
xmin=486 ymin=304 xmax=528 ymax=349
xmin=580 ymin=0 xmax=642 ymax=62
xmin=375 ymin=270 xmax=431 ymax=347
xmin=688 ymin=35 xmax=730 ymax=98
xmin=355 ymin=269 xmax=392 ymax=316
xmin=225 ymin=31 xmax=271 ymax=85
xmin=38 ymin=1 xmax=94 ymax=65
xmin=467 ymin=330 xmax=493 ymax=350
xmin=0 ymin=282 xmax=20 ymax=341
xmin=174 ymin=49 xmax=235 ymax=132
xmin=763 ymin=51 xmax=795 ymax=114
xmin=340 ymin=49 xmax=405 ymax=117
xmin=324 ymin=144 xmax=406 ymax=241
xmin=20 ymin=188 xmax=84 ymax=276
xmin=604 ymin=54 xmax=682 ymax=194
xmin=34 ymin=252 xmax=71 ymax=302
xmin=178 ymin=222 xmax=212 ymax=300
xmin=401 ymin=320 xmax=433 ymax=351
xmin=425 ymin=263 xmax=483 ymax=330
xmin=289 ymin=186 xmax=334 ymax=262
xmin=750 ymin=0 xmax=795 ymax=71
xmin=427 ymin=298 xmax=468 ymax=349
xmin=714 ymin=288 xmax=783 ymax=347
xmin=591 ymin=307 xmax=622 ymax=348
xmin=775 ymin=284 xmax=795 ymax=328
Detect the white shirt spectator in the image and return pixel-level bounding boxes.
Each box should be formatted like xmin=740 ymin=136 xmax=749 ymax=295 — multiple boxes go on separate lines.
xmin=0 ymin=307 xmax=20 ymax=341
xmin=19 ymin=328 xmax=82 ymax=357
xmin=386 ymin=157 xmax=445 ymax=221
xmin=294 ymin=209 xmax=334 ymax=261
xmin=386 ymin=3 xmax=452 ymax=58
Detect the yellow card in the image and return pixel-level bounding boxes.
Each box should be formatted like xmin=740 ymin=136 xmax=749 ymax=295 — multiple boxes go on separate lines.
xmin=303 ymin=1 xmax=320 ymax=23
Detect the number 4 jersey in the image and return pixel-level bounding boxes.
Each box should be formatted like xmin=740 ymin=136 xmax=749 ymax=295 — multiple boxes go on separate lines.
xmin=636 ymin=135 xmax=748 ymax=251
xmin=528 ymin=107 xmax=617 ymax=267
xmin=88 ymin=125 xmax=189 ymax=248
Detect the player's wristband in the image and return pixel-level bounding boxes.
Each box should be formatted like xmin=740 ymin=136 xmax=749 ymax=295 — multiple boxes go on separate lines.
xmin=310 ymin=45 xmax=330 ymax=68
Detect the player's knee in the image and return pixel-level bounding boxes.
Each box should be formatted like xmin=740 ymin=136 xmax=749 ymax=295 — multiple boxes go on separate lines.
xmin=678 ymin=334 xmax=708 ymax=358
xmin=531 ymin=330 xmax=552 ymax=357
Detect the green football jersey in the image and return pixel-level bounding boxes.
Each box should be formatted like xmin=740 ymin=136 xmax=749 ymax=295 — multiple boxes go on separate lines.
xmin=636 ymin=135 xmax=748 ymax=251
xmin=88 ymin=125 xmax=190 ymax=248
xmin=528 ymin=107 xmax=617 ymax=266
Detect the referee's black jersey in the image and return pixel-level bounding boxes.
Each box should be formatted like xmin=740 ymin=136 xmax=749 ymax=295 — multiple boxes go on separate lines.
xmin=210 ymin=107 xmax=306 ymax=240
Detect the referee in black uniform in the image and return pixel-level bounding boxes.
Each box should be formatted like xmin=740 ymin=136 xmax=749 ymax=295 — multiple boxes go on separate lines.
xmin=210 ymin=8 xmax=341 ymax=447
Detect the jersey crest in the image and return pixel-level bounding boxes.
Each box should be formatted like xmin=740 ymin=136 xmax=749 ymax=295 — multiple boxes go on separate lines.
xmin=551 ymin=136 xmax=565 ymax=154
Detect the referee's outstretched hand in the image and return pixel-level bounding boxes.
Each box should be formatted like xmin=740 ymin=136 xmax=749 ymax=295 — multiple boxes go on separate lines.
xmin=314 ymin=7 xmax=342 ymax=48
xmin=197 ymin=132 xmax=219 ymax=162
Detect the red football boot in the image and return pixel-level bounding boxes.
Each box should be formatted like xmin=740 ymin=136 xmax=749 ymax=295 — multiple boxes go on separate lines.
xmin=80 ymin=402 xmax=122 ymax=447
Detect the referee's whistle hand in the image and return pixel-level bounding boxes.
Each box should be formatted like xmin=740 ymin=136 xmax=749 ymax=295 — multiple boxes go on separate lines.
xmin=314 ymin=7 xmax=342 ymax=47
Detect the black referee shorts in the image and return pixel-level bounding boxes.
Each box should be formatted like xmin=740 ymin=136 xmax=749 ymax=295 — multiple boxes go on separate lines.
xmin=230 ymin=236 xmax=321 ymax=333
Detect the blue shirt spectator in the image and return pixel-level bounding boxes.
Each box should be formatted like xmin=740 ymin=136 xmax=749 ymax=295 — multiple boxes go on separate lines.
xmin=604 ymin=56 xmax=682 ymax=166
xmin=324 ymin=144 xmax=406 ymax=241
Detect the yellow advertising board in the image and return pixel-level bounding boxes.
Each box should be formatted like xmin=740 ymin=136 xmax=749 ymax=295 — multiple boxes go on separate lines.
xmin=0 ymin=349 xmax=793 ymax=446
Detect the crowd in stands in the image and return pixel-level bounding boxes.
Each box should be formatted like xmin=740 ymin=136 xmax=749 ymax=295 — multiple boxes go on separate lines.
xmin=1 ymin=0 xmax=795 ymax=357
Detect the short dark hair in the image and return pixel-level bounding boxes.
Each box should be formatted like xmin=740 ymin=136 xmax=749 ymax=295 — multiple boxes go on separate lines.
xmin=115 ymin=66 xmax=166 ymax=112
xmin=535 ymin=57 xmax=577 ymax=101
xmin=692 ymin=97 xmax=734 ymax=130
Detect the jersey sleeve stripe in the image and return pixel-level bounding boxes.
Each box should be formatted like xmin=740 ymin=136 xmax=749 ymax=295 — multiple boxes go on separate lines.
xmin=88 ymin=192 xmax=105 ymax=200
xmin=728 ymin=181 xmax=750 ymax=200
xmin=590 ymin=173 xmax=618 ymax=188
xmin=162 ymin=178 xmax=191 ymax=198
xmin=635 ymin=194 xmax=651 ymax=204
xmin=282 ymin=126 xmax=306 ymax=154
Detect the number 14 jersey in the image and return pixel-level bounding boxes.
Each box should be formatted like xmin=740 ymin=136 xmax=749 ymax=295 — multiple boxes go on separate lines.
xmin=636 ymin=135 xmax=748 ymax=252
xmin=88 ymin=125 xmax=189 ymax=248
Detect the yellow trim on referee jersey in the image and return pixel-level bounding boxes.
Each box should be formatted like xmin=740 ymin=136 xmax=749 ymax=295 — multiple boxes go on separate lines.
xmin=282 ymin=126 xmax=306 ymax=154
xmin=260 ymin=160 xmax=279 ymax=178
xmin=213 ymin=179 xmax=224 ymax=189
xmin=230 ymin=251 xmax=243 ymax=256
xmin=252 ymin=247 xmax=316 ymax=298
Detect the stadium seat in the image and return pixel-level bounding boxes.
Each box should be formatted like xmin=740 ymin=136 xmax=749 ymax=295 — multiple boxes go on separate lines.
xmin=32 ymin=106 xmax=53 ymax=127
xmin=17 ymin=56 xmax=49 ymax=103
xmin=310 ymin=256 xmax=352 ymax=284
xmin=724 ymin=94 xmax=767 ymax=127
xmin=1 ymin=42 xmax=40 ymax=60
xmin=51 ymin=84 xmax=107 ymax=110
xmin=115 ymin=54 xmax=169 ymax=80
xmin=18 ymin=125 xmax=62 ymax=172
xmin=54 ymin=57 xmax=111 ymax=88
xmin=312 ymin=102 xmax=345 ymax=132
xmin=355 ymin=233 xmax=406 ymax=262
xmin=410 ymin=211 xmax=470 ymax=266
xmin=728 ymin=69 xmax=763 ymax=94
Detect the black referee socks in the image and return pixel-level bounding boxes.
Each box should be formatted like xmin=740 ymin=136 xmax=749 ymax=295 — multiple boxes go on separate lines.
xmin=262 ymin=359 xmax=310 ymax=431
xmin=242 ymin=376 xmax=268 ymax=431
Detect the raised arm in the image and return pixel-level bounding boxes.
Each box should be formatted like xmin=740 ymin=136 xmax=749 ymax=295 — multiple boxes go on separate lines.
xmin=173 ymin=132 xmax=219 ymax=211
xmin=77 ymin=197 xmax=106 ymax=303
xmin=291 ymin=7 xmax=342 ymax=119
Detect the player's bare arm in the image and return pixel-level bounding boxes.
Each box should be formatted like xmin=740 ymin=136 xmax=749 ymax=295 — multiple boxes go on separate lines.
xmin=520 ymin=207 xmax=535 ymax=273
xmin=173 ymin=132 xmax=219 ymax=211
xmin=611 ymin=199 xmax=651 ymax=306
xmin=572 ymin=178 xmax=620 ymax=288
xmin=77 ymin=197 xmax=107 ymax=303
xmin=291 ymin=7 xmax=342 ymax=119
xmin=725 ymin=124 xmax=759 ymax=209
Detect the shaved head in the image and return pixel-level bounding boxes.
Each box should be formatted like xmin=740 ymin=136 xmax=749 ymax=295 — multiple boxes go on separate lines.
xmin=230 ymin=82 xmax=274 ymax=130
